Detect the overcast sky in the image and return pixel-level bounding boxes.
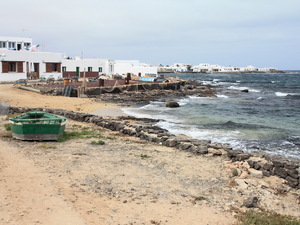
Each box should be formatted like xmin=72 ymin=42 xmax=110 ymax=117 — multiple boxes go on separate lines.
xmin=2 ymin=0 xmax=300 ymax=69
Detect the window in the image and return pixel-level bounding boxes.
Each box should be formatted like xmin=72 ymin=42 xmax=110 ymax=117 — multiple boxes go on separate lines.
xmin=88 ymin=67 xmax=92 ymax=72
xmin=98 ymin=67 xmax=102 ymax=72
xmin=46 ymin=63 xmax=61 ymax=72
xmin=52 ymin=63 xmax=58 ymax=72
xmin=8 ymin=42 xmax=15 ymax=49
xmin=8 ymin=62 xmax=17 ymax=72
xmin=0 ymin=41 xmax=6 ymax=48
xmin=24 ymin=43 xmax=31 ymax=50
xmin=62 ymin=66 xmax=66 ymax=72
xmin=2 ymin=61 xmax=23 ymax=73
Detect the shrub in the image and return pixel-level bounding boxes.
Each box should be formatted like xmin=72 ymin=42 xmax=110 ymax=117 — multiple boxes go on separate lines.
xmin=236 ymin=210 xmax=300 ymax=225
xmin=91 ymin=140 xmax=105 ymax=145
xmin=37 ymin=144 xmax=57 ymax=149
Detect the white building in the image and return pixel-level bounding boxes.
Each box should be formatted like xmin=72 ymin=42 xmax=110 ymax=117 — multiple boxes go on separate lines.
xmin=240 ymin=65 xmax=258 ymax=72
xmin=62 ymin=57 xmax=115 ymax=78
xmin=192 ymin=63 xmax=222 ymax=73
xmin=0 ymin=36 xmax=158 ymax=82
xmin=192 ymin=63 xmax=264 ymax=73
xmin=157 ymin=63 xmax=190 ymax=73
xmin=0 ymin=36 xmax=63 ymax=81
xmin=114 ymin=60 xmax=157 ymax=77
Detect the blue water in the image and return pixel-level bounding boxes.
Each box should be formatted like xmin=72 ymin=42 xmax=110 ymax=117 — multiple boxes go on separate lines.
xmin=123 ymin=72 xmax=300 ymax=159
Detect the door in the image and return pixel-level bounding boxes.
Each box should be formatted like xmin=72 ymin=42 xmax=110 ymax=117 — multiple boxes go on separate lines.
xmin=76 ymin=67 xmax=80 ymax=77
xmin=34 ymin=63 xmax=39 ymax=79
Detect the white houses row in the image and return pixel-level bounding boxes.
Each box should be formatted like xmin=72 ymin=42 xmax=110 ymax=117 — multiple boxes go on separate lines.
xmin=0 ymin=36 xmax=158 ymax=82
xmin=158 ymin=63 xmax=277 ymax=73
xmin=191 ymin=63 xmax=260 ymax=73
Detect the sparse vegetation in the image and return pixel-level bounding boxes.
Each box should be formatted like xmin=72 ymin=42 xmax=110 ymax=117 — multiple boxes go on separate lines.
xmin=232 ymin=168 xmax=239 ymax=177
xmin=236 ymin=209 xmax=300 ymax=225
xmin=57 ymin=126 xmax=113 ymax=142
xmin=91 ymin=140 xmax=105 ymax=145
xmin=5 ymin=113 xmax=22 ymax=120
xmin=4 ymin=123 xmax=11 ymax=131
xmin=194 ymin=196 xmax=207 ymax=201
xmin=135 ymin=154 xmax=151 ymax=159
xmin=37 ymin=144 xmax=57 ymax=149
xmin=58 ymin=131 xmax=88 ymax=142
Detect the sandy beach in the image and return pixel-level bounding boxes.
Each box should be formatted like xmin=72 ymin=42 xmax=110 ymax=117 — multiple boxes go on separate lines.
xmin=0 ymin=84 xmax=299 ymax=224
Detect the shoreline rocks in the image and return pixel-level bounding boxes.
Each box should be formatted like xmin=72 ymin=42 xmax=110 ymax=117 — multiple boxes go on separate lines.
xmin=8 ymin=106 xmax=300 ymax=189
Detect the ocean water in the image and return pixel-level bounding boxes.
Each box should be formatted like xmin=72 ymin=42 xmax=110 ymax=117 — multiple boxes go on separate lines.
xmin=123 ymin=72 xmax=300 ymax=159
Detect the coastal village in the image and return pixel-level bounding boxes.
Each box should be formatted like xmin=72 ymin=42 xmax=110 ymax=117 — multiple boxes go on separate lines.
xmin=0 ymin=36 xmax=299 ymax=225
xmin=0 ymin=36 xmax=278 ymax=83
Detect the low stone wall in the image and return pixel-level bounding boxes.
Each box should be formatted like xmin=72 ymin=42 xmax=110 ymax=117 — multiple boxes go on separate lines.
xmin=8 ymin=107 xmax=300 ymax=189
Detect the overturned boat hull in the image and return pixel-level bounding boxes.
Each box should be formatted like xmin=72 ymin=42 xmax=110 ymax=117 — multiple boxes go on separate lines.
xmin=9 ymin=111 xmax=67 ymax=141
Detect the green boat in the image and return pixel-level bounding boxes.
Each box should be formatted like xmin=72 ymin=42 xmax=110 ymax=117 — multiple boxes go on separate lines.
xmin=9 ymin=111 xmax=67 ymax=141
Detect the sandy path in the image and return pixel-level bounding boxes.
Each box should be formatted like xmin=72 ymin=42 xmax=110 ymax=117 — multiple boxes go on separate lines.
xmin=0 ymin=84 xmax=115 ymax=114
xmin=0 ymin=117 xmax=235 ymax=225
xmin=0 ymin=139 xmax=86 ymax=225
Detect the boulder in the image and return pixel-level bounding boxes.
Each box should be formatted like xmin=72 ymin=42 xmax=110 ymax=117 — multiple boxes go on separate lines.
xmin=243 ymin=196 xmax=259 ymax=208
xmin=166 ymin=100 xmax=180 ymax=108
xmin=0 ymin=103 xmax=10 ymax=115
xmin=274 ymin=167 xmax=288 ymax=179
xmin=248 ymin=168 xmax=263 ymax=178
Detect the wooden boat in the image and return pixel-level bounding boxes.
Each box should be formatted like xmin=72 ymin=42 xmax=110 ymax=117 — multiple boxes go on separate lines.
xmin=9 ymin=110 xmax=67 ymax=141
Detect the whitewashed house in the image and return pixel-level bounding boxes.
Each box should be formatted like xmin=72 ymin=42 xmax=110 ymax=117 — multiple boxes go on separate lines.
xmin=240 ymin=65 xmax=258 ymax=72
xmin=114 ymin=60 xmax=157 ymax=77
xmin=192 ymin=63 xmax=222 ymax=73
xmin=0 ymin=36 xmax=158 ymax=82
xmin=0 ymin=36 xmax=63 ymax=82
xmin=157 ymin=63 xmax=189 ymax=73
xmin=62 ymin=57 xmax=114 ymax=79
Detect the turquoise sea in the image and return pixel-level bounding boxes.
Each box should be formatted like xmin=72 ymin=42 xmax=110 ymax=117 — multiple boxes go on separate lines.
xmin=123 ymin=72 xmax=300 ymax=159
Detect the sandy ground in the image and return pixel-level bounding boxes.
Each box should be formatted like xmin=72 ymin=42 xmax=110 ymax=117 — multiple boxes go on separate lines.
xmin=0 ymin=84 xmax=118 ymax=114
xmin=0 ymin=84 xmax=299 ymax=224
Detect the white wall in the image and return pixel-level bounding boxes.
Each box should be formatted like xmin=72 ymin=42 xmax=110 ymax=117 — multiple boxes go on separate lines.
xmin=0 ymin=50 xmax=63 ymax=81
xmin=114 ymin=60 xmax=157 ymax=76
xmin=62 ymin=58 xmax=114 ymax=76
xmin=0 ymin=73 xmax=26 ymax=82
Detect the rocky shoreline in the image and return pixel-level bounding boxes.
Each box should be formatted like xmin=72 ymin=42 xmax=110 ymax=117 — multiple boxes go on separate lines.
xmin=9 ymin=106 xmax=300 ymax=189
xmin=7 ymin=80 xmax=300 ymax=189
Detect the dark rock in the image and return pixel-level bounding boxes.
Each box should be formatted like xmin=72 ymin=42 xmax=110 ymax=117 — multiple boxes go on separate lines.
xmin=287 ymin=169 xmax=299 ymax=179
xmin=208 ymin=143 xmax=223 ymax=149
xmin=262 ymin=162 xmax=274 ymax=171
xmin=285 ymin=176 xmax=299 ymax=188
xmin=236 ymin=153 xmax=251 ymax=161
xmin=222 ymin=144 xmax=233 ymax=151
xmin=241 ymin=89 xmax=249 ymax=93
xmin=227 ymin=150 xmax=244 ymax=159
xmin=166 ymin=100 xmax=180 ymax=108
xmin=271 ymin=158 xmax=286 ymax=168
xmin=274 ymin=167 xmax=288 ymax=179
xmin=247 ymin=160 xmax=255 ymax=168
xmin=254 ymin=162 xmax=263 ymax=170
xmin=243 ymin=196 xmax=259 ymax=208
xmin=262 ymin=171 xmax=271 ymax=177
xmin=178 ymin=142 xmax=193 ymax=151
xmin=164 ymin=139 xmax=178 ymax=147
xmin=190 ymin=145 xmax=208 ymax=154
